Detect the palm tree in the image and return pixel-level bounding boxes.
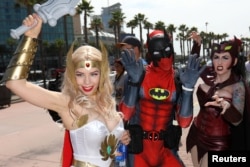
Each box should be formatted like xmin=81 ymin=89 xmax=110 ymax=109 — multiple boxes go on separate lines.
xmin=15 ymin=0 xmax=45 ymax=14
xmin=126 ymin=20 xmax=137 ymax=35
xmin=221 ymin=33 xmax=229 ymax=41
xmin=6 ymin=38 xmax=17 ymax=53
xmin=108 ymin=19 xmax=117 ymax=43
xmin=54 ymin=39 xmax=65 ymax=68
xmin=166 ymin=24 xmax=177 ymax=63
xmin=0 ymin=44 xmax=11 ymax=70
xmin=77 ymin=0 xmax=94 ymax=44
xmin=90 ymin=17 xmax=103 ymax=48
xmin=199 ymin=31 xmax=207 ymax=61
xmin=154 ymin=21 xmax=166 ymax=31
xmin=143 ymin=20 xmax=153 ymax=35
xmin=166 ymin=24 xmax=176 ymax=49
xmin=134 ymin=13 xmax=147 ymax=55
xmin=166 ymin=24 xmax=176 ymax=39
xmin=178 ymin=24 xmax=188 ymax=62
xmin=110 ymin=10 xmax=126 ymax=43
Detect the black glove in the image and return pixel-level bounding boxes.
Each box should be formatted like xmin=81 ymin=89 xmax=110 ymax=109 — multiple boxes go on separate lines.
xmin=200 ymin=66 xmax=216 ymax=86
xmin=121 ymin=49 xmax=144 ymax=84
xmin=179 ymin=54 xmax=205 ymax=88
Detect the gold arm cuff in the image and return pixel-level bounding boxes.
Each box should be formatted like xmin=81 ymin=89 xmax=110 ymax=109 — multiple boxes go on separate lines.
xmin=1 ymin=36 xmax=39 ymax=83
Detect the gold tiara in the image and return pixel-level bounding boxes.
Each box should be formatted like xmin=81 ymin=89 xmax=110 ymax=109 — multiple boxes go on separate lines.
xmin=76 ymin=60 xmax=100 ymax=70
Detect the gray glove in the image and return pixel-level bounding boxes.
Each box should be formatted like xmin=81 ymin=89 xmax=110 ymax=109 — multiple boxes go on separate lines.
xmin=179 ymin=54 xmax=205 ymax=88
xmin=120 ymin=49 xmax=144 ymax=84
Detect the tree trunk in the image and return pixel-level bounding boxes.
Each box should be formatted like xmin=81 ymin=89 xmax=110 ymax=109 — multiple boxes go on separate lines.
xmin=95 ymin=27 xmax=99 ymax=48
xmin=84 ymin=12 xmax=88 ymax=43
xmin=63 ymin=16 xmax=69 ymax=50
xmin=139 ymin=23 xmax=144 ymax=57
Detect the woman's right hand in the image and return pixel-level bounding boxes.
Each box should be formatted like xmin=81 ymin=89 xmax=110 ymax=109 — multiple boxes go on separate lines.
xmin=120 ymin=130 xmax=131 ymax=145
xmin=189 ymin=31 xmax=202 ymax=46
xmin=23 ymin=13 xmax=43 ymax=38
xmin=204 ymin=94 xmax=230 ymax=113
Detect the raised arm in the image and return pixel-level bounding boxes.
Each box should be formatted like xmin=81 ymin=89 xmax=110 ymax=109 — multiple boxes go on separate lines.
xmin=119 ymin=49 xmax=144 ymax=121
xmin=1 ymin=13 xmax=67 ymax=113
xmin=189 ymin=31 xmax=202 ymax=57
xmin=177 ymin=55 xmax=205 ymax=128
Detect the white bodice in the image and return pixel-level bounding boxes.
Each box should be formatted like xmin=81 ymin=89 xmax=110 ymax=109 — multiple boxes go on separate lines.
xmin=70 ymin=119 xmax=124 ymax=167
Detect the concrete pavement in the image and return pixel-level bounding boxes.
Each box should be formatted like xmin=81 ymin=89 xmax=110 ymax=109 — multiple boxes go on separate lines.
xmin=179 ymin=102 xmax=199 ymax=167
xmin=0 ymin=100 xmax=64 ymax=167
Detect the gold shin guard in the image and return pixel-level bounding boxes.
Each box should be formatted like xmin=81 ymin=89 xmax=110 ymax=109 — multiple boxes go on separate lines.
xmin=1 ymin=36 xmax=39 ymax=83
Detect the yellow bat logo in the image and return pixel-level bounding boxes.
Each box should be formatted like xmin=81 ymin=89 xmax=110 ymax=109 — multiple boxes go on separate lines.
xmin=149 ymin=88 xmax=170 ymax=100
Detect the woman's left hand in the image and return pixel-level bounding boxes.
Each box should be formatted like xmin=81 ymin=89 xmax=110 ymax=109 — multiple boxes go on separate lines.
xmin=204 ymin=94 xmax=230 ymax=114
xmin=120 ymin=130 xmax=131 ymax=145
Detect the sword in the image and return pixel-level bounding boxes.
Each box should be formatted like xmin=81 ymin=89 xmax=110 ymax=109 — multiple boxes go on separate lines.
xmin=10 ymin=0 xmax=80 ymax=39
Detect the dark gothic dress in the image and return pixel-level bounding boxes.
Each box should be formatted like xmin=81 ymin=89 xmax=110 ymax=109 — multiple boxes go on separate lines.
xmin=186 ymin=72 xmax=247 ymax=161
xmin=186 ymin=86 xmax=231 ymax=161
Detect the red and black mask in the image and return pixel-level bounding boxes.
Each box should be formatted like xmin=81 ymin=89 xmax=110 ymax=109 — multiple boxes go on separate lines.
xmin=146 ymin=30 xmax=174 ymax=67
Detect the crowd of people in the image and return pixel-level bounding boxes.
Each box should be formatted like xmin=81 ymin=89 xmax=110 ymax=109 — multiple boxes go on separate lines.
xmin=0 ymin=13 xmax=249 ymax=167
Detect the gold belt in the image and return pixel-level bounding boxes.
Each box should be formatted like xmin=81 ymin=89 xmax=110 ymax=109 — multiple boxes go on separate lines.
xmin=73 ymin=159 xmax=98 ymax=167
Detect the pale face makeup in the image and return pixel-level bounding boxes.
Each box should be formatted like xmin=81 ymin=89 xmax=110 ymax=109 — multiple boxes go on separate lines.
xmin=212 ymin=52 xmax=233 ymax=76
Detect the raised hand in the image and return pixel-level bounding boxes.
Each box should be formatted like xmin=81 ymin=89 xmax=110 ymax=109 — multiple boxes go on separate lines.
xmin=120 ymin=49 xmax=144 ymax=84
xmin=179 ymin=54 xmax=205 ymax=88
xmin=188 ymin=31 xmax=202 ymax=46
xmin=10 ymin=0 xmax=80 ymax=39
xmin=23 ymin=13 xmax=43 ymax=39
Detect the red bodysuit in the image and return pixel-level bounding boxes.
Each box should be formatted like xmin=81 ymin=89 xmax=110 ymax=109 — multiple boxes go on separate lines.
xmin=119 ymin=32 xmax=201 ymax=167
xmin=132 ymin=60 xmax=183 ymax=167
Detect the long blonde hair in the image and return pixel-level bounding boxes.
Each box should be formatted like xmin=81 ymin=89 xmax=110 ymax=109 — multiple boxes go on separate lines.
xmin=61 ymin=43 xmax=116 ymax=117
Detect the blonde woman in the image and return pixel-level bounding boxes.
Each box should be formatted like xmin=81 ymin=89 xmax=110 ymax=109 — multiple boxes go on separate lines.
xmin=1 ymin=13 xmax=130 ymax=167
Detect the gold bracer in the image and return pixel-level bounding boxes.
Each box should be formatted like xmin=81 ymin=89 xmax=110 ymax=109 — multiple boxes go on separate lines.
xmin=0 ymin=36 xmax=39 ymax=83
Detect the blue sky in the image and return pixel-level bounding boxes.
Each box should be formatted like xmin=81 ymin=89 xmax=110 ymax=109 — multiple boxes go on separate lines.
xmin=86 ymin=0 xmax=250 ymax=54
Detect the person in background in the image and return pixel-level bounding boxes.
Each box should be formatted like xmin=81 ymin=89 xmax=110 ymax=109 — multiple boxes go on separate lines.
xmin=245 ymin=52 xmax=250 ymax=86
xmin=47 ymin=71 xmax=63 ymax=123
xmin=0 ymin=13 xmax=131 ymax=167
xmin=186 ymin=38 xmax=250 ymax=167
xmin=119 ymin=30 xmax=204 ymax=167
xmin=113 ymin=58 xmax=127 ymax=109
xmin=245 ymin=52 xmax=250 ymax=72
xmin=116 ymin=36 xmax=143 ymax=61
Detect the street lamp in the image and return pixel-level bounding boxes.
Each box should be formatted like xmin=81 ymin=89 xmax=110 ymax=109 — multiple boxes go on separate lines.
xmin=205 ymin=22 xmax=209 ymax=61
xmin=205 ymin=22 xmax=208 ymax=33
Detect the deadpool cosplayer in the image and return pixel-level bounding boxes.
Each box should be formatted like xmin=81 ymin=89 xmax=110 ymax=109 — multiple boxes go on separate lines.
xmin=186 ymin=37 xmax=250 ymax=166
xmin=119 ymin=30 xmax=204 ymax=167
